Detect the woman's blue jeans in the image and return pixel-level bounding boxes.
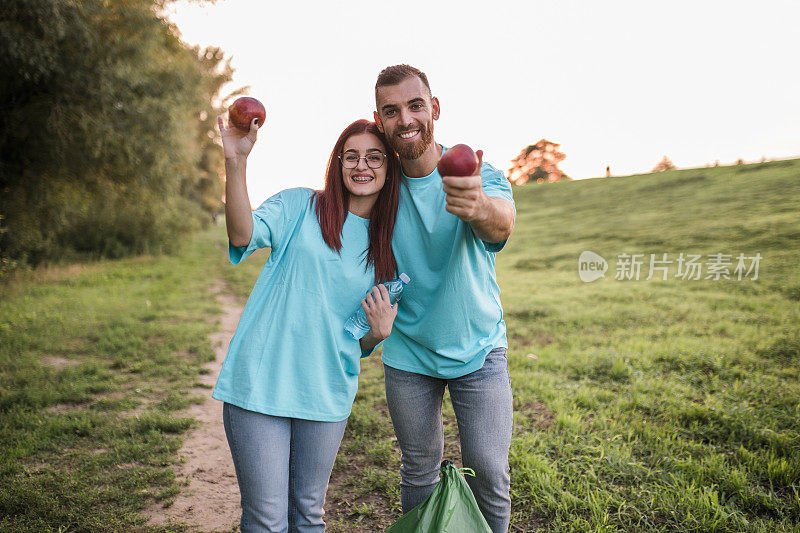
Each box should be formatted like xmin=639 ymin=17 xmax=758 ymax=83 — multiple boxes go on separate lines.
xmin=384 ymin=347 xmax=513 ymax=533
xmin=222 ymin=403 xmax=347 ymax=532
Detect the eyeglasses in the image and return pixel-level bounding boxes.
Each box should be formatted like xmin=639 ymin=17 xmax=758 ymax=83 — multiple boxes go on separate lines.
xmin=338 ymin=152 xmax=387 ymax=169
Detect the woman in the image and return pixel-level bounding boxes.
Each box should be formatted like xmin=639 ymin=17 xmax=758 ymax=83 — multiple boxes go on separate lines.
xmin=213 ymin=115 xmax=401 ymax=532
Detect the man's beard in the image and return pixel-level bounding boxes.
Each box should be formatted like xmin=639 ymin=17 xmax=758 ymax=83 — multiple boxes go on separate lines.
xmin=388 ymin=120 xmax=434 ymax=160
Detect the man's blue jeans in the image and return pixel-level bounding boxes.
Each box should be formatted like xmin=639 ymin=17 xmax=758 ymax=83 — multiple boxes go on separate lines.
xmin=384 ymin=347 xmax=513 ymax=533
xmin=222 ymin=403 xmax=347 ymax=532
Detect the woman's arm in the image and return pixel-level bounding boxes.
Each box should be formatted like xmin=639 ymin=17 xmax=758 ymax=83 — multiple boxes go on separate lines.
xmin=358 ymin=284 xmax=398 ymax=351
xmin=224 ymin=157 xmax=254 ymax=247
xmin=218 ymin=116 xmax=259 ymax=247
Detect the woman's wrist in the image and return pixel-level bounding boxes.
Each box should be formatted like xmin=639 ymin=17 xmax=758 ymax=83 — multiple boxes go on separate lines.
xmin=225 ymin=154 xmax=247 ymax=166
xmin=359 ymin=329 xmax=384 ymax=350
xmin=371 ymin=328 xmax=389 ymax=343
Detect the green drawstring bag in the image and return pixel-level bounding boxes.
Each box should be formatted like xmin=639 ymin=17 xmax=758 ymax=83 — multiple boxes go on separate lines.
xmin=387 ymin=461 xmax=493 ymax=533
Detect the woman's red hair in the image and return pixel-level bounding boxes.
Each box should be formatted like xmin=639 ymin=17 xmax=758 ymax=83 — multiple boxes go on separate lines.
xmin=314 ymin=120 xmax=400 ymax=284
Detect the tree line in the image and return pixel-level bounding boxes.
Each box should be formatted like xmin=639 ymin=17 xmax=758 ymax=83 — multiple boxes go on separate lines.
xmin=0 ymin=0 xmax=231 ymax=275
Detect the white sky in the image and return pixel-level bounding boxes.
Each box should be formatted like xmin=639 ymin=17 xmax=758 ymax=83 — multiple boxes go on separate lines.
xmin=164 ymin=0 xmax=800 ymax=205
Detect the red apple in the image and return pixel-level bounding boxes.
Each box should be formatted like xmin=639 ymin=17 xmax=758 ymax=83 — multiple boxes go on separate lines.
xmin=227 ymin=97 xmax=266 ymax=132
xmin=437 ymin=144 xmax=479 ymax=177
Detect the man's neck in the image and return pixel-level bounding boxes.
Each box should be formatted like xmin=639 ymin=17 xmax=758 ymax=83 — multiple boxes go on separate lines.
xmin=400 ymin=141 xmax=442 ymax=178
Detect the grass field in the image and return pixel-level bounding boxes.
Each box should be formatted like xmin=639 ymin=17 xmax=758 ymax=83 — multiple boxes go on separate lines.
xmin=0 ymin=233 xmax=228 ymax=531
xmin=1 ymin=159 xmax=799 ymax=531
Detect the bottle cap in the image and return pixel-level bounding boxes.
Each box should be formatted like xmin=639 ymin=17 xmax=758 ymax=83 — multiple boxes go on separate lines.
xmin=399 ymin=273 xmax=410 ymax=284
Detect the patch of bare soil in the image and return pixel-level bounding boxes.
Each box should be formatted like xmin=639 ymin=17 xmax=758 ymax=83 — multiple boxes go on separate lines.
xmin=41 ymin=355 xmax=77 ymax=369
xmin=145 ymin=281 xmax=242 ymax=532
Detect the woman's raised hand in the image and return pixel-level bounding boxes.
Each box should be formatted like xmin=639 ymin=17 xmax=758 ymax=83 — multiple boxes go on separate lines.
xmin=217 ymin=116 xmax=259 ymax=161
xmin=361 ymin=284 xmax=398 ymax=342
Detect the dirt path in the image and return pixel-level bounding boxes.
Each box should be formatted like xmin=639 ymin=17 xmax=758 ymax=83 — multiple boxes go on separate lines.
xmin=146 ymin=281 xmax=243 ymax=532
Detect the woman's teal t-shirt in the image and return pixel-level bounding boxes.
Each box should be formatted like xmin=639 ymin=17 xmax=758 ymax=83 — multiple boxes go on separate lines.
xmin=212 ymin=187 xmax=375 ymax=422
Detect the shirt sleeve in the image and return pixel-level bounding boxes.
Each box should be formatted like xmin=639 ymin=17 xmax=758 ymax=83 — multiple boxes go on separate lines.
xmin=479 ymin=162 xmax=516 ymax=253
xmin=228 ymin=189 xmax=296 ymax=265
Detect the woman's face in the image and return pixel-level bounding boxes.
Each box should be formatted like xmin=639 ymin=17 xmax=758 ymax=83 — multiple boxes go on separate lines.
xmin=340 ymin=133 xmax=388 ymax=202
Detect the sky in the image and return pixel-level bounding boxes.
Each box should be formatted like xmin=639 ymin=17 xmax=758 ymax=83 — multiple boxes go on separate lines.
xmin=164 ymin=0 xmax=800 ymax=206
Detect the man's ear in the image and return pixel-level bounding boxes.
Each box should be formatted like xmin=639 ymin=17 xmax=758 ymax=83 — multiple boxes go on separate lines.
xmin=373 ymin=111 xmax=383 ymax=132
xmin=432 ymin=97 xmax=440 ymax=121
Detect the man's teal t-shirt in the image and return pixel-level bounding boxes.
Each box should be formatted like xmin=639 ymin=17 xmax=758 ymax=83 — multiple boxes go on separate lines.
xmin=212 ymin=187 xmax=375 ymax=422
xmin=382 ymin=146 xmax=515 ymax=379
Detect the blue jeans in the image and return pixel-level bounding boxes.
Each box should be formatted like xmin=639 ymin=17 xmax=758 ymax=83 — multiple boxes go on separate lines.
xmin=384 ymin=347 xmax=513 ymax=533
xmin=222 ymin=403 xmax=347 ymax=533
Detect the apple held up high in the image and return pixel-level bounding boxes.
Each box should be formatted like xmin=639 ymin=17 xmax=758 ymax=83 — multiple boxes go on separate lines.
xmin=227 ymin=97 xmax=266 ymax=132
xmin=437 ymin=144 xmax=479 ymax=177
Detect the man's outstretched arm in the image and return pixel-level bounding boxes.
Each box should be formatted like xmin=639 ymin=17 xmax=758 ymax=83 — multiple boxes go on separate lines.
xmin=467 ymin=194 xmax=515 ymax=243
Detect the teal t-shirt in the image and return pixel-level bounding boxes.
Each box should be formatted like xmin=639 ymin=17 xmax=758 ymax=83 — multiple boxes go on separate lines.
xmin=212 ymin=187 xmax=375 ymax=422
xmin=381 ymin=146 xmax=515 ymax=379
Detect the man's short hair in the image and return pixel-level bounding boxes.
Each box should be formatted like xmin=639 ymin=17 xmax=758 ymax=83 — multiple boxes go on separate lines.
xmin=375 ymin=64 xmax=432 ymax=102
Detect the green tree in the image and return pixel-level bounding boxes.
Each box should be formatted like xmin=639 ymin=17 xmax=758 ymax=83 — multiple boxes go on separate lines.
xmin=0 ymin=0 xmax=231 ymax=267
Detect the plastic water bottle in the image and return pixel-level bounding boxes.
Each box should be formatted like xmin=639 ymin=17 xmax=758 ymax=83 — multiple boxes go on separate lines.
xmin=344 ymin=273 xmax=410 ymax=339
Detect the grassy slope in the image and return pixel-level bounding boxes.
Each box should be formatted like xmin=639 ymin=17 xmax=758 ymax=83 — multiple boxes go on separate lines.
xmin=1 ymin=159 xmax=798 ymax=531
xmin=501 ymin=160 xmax=800 ymax=531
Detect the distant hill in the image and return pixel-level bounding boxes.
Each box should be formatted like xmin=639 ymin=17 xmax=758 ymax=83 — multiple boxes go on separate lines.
xmin=500 ymin=157 xmax=799 ymax=297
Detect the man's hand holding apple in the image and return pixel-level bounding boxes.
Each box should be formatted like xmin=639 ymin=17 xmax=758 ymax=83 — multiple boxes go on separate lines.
xmin=441 ymin=149 xmax=489 ymax=223
xmin=439 ymin=144 xmax=515 ymax=244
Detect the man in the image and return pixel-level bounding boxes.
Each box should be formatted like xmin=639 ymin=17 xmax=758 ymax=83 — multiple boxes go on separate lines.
xmin=373 ymin=64 xmax=515 ymax=533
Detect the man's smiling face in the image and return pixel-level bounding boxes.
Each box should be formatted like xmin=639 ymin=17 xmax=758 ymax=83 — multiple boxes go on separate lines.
xmin=374 ymin=76 xmax=439 ymax=161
